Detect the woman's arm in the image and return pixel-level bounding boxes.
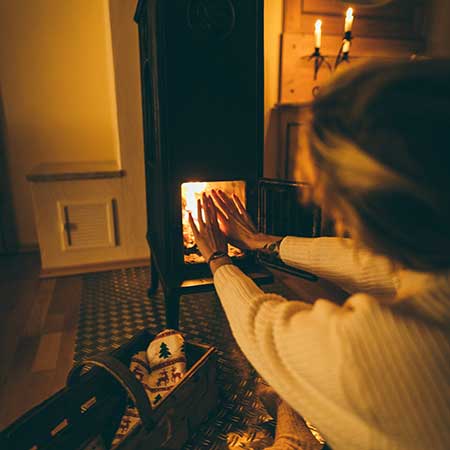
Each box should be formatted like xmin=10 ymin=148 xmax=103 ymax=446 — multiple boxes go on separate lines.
xmin=189 ymin=194 xmax=373 ymax=444
xmin=211 ymin=190 xmax=397 ymax=298
xmin=279 ymin=236 xmax=397 ymax=298
xmin=213 ymin=264 xmax=370 ymax=447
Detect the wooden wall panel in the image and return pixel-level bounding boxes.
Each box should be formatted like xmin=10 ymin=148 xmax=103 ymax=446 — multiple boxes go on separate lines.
xmin=280 ymin=33 xmax=423 ymax=104
xmin=272 ymin=105 xmax=309 ymax=182
xmin=284 ymin=0 xmax=302 ymax=32
xmin=277 ymin=0 xmax=430 ymax=228
xmin=281 ymin=0 xmax=428 ymax=104
xmin=284 ymin=0 xmax=425 ymax=40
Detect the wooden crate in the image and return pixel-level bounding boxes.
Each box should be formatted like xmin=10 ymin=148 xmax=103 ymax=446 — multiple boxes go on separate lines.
xmin=0 ymin=329 xmax=218 ymax=450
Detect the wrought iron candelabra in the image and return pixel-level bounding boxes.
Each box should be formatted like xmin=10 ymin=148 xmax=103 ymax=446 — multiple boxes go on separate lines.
xmin=306 ymin=30 xmax=353 ymax=80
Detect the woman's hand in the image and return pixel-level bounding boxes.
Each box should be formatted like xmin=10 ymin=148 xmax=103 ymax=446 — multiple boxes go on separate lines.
xmin=188 ymin=193 xmax=228 ymax=263
xmin=211 ymin=189 xmax=280 ymax=251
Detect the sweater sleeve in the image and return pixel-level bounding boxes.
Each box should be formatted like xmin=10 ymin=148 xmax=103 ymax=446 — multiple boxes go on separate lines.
xmin=213 ymin=264 xmax=373 ymax=448
xmin=279 ymin=236 xmax=397 ymax=297
xmin=213 ymin=264 xmax=449 ymax=450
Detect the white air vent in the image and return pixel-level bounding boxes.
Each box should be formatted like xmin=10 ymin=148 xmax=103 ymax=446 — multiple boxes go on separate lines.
xmin=58 ymin=199 xmax=118 ymax=251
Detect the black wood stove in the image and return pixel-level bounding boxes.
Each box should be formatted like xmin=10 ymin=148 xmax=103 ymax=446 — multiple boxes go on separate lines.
xmin=134 ymin=0 xmax=321 ymax=329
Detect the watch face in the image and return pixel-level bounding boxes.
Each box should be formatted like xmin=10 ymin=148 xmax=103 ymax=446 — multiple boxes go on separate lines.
xmin=187 ymin=0 xmax=236 ymax=40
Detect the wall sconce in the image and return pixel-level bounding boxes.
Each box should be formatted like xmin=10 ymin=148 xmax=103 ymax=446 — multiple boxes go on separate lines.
xmin=308 ymin=20 xmax=332 ymax=80
xmin=306 ymin=8 xmax=355 ymax=80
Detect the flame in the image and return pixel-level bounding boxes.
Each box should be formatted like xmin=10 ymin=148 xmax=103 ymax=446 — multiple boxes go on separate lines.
xmin=181 ymin=182 xmax=207 ymax=249
xmin=315 ymin=19 xmax=322 ymax=32
xmin=346 ymin=7 xmax=353 ymax=19
xmin=181 ymin=180 xmax=246 ymax=255
xmin=182 ymin=182 xmax=207 ymax=221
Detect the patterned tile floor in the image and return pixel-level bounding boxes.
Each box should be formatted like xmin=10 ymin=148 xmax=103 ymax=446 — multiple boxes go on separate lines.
xmin=75 ymin=266 xmax=299 ymax=449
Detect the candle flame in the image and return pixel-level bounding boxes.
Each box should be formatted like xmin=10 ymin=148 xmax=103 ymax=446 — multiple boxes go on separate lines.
xmin=346 ymin=7 xmax=353 ymax=19
xmin=315 ymin=19 xmax=322 ymax=32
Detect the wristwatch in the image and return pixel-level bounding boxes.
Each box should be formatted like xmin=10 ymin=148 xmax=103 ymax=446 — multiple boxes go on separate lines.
xmin=261 ymin=238 xmax=284 ymax=258
xmin=206 ymin=250 xmax=228 ymax=265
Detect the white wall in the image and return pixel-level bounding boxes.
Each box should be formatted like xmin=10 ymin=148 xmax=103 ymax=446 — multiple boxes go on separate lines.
xmin=264 ymin=0 xmax=284 ymax=178
xmin=0 ymin=0 xmax=121 ymax=246
xmin=108 ymin=0 xmax=148 ymax=260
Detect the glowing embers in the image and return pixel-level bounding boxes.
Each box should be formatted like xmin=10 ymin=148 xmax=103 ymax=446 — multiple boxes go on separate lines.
xmin=181 ymin=180 xmax=246 ymax=264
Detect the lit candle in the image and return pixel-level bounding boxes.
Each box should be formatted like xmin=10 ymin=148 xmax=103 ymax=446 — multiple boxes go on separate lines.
xmin=344 ymin=8 xmax=354 ymax=33
xmin=342 ymin=40 xmax=350 ymax=53
xmin=314 ymin=19 xmax=322 ymax=49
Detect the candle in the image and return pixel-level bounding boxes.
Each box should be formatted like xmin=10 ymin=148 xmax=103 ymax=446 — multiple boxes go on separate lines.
xmin=342 ymin=40 xmax=350 ymax=53
xmin=344 ymin=8 xmax=354 ymax=33
xmin=314 ymin=19 xmax=322 ymax=49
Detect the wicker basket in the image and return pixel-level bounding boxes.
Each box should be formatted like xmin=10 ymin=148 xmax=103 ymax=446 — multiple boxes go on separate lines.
xmin=0 ymin=329 xmax=218 ymax=450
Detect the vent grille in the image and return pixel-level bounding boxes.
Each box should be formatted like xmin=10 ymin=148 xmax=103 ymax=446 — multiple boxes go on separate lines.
xmin=59 ymin=200 xmax=117 ymax=250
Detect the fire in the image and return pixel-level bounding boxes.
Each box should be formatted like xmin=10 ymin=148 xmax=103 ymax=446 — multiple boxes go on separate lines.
xmin=182 ymin=182 xmax=207 ymax=249
xmin=182 ymin=182 xmax=207 ymax=222
xmin=181 ymin=180 xmax=247 ymax=263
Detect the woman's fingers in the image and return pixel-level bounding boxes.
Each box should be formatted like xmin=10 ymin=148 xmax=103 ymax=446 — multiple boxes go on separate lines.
xmin=207 ymin=195 xmax=218 ymax=224
xmin=232 ymin=194 xmax=257 ymax=232
xmin=208 ymin=196 xmax=225 ymax=238
xmin=203 ymin=193 xmax=215 ymax=226
xmin=211 ymin=190 xmax=229 ymax=219
xmin=197 ymin=198 xmax=205 ymax=231
xmin=216 ymin=206 xmax=227 ymax=224
xmin=213 ymin=189 xmax=251 ymax=229
xmin=217 ymin=190 xmax=239 ymax=216
xmin=232 ymin=193 xmax=245 ymax=214
xmin=200 ymin=194 xmax=222 ymax=236
xmin=188 ymin=212 xmax=199 ymax=237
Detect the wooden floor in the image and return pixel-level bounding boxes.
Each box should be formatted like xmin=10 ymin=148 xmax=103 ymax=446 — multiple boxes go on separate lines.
xmin=0 ymin=253 xmax=82 ymax=429
xmin=0 ymin=253 xmax=347 ymax=431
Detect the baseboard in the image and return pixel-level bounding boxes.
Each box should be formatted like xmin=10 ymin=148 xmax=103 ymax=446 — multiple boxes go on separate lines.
xmin=40 ymin=257 xmax=150 ymax=279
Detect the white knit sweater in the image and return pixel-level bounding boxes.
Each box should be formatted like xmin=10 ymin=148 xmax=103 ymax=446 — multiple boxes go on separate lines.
xmin=213 ymin=237 xmax=450 ymax=450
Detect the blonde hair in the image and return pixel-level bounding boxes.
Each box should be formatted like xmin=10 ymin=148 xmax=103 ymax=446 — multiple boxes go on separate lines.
xmin=303 ymin=60 xmax=450 ymax=271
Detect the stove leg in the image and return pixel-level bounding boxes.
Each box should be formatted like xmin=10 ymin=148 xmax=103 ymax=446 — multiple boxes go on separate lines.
xmin=147 ymin=253 xmax=159 ymax=296
xmin=164 ymin=289 xmax=180 ymax=330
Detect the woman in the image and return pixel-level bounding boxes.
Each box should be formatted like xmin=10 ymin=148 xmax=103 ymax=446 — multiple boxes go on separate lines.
xmin=188 ymin=60 xmax=450 ymax=450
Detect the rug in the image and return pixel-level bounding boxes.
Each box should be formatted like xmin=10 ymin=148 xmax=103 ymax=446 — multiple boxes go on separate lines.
xmin=75 ymin=266 xmax=298 ymax=450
